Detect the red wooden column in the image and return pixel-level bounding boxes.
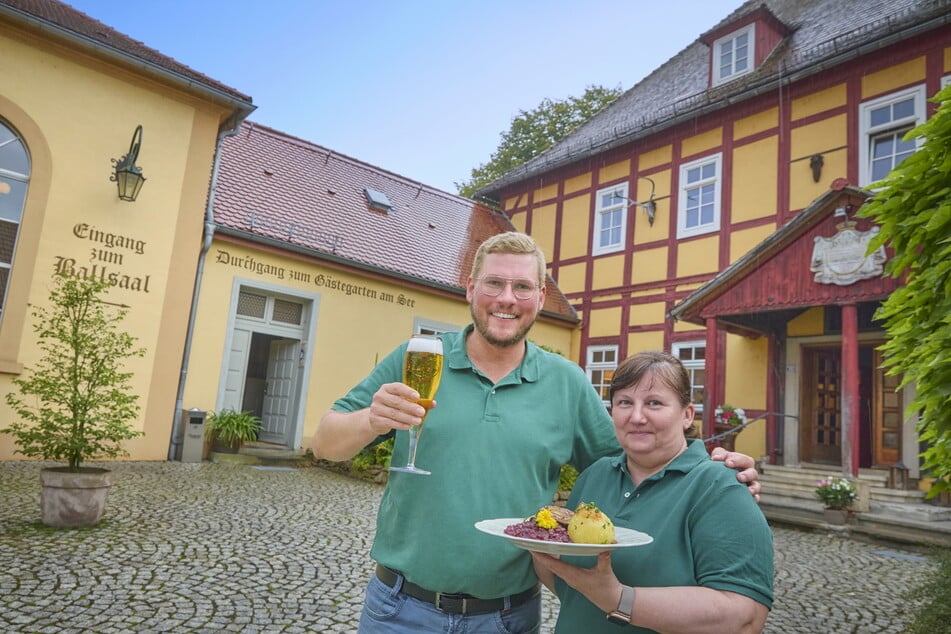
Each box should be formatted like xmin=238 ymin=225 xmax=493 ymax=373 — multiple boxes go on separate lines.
xmin=841 ymin=303 xmax=860 ymax=477
xmin=704 ymin=317 xmax=720 ymax=442
xmin=766 ymin=334 xmax=779 ymax=465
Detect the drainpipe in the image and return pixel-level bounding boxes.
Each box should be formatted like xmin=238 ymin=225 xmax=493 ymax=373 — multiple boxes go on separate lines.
xmin=167 ymin=121 xmax=244 ymax=460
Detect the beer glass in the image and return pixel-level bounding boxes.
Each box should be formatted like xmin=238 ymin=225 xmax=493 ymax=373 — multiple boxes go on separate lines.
xmin=389 ymin=334 xmax=443 ymax=475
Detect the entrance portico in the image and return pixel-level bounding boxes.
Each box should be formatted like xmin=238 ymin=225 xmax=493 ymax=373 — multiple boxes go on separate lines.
xmin=670 ymin=184 xmax=914 ymax=479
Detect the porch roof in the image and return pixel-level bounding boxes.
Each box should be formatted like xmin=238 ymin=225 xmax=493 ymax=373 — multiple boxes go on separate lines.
xmin=668 ymin=184 xmax=901 ymax=337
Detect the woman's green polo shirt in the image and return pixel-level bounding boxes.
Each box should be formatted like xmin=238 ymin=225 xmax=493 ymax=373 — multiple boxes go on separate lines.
xmin=554 ymin=439 xmax=774 ymax=633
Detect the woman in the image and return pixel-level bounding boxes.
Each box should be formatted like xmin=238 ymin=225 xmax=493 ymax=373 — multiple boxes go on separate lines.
xmin=532 ymin=351 xmax=773 ymax=633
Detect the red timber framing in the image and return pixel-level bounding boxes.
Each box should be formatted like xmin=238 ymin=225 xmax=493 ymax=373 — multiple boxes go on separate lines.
xmin=668 ymin=184 xmax=902 ymax=473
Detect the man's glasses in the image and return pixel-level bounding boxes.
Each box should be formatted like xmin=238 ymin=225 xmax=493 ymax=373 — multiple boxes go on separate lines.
xmin=476 ymin=276 xmax=539 ymax=300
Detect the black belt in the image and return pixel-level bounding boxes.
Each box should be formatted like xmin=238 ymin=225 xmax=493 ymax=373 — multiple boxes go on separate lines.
xmin=375 ymin=564 xmax=539 ymax=615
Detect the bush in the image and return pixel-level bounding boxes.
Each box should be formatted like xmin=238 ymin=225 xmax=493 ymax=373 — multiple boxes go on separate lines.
xmin=351 ymin=437 xmax=393 ymax=473
xmin=559 ymin=464 xmax=579 ymax=492
xmin=904 ymin=548 xmax=951 ymax=633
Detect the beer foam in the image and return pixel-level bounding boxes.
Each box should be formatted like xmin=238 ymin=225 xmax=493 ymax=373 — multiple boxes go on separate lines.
xmin=407 ymin=335 xmax=443 ymax=354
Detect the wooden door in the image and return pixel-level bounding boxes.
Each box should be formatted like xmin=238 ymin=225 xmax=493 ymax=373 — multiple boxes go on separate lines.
xmin=872 ymin=349 xmax=902 ymax=466
xmin=802 ymin=347 xmax=841 ymax=464
xmin=258 ymin=339 xmax=299 ymax=445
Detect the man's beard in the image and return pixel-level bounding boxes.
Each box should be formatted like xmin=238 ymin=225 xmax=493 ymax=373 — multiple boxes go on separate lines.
xmin=470 ymin=304 xmax=535 ymax=348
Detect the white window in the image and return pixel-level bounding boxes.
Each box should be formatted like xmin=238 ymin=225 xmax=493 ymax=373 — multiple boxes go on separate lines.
xmin=942 ymin=75 xmax=951 ymax=90
xmin=414 ymin=318 xmax=459 ymax=336
xmin=672 ymin=341 xmax=706 ymax=412
xmin=593 ymin=184 xmax=628 ymax=256
xmin=237 ymin=290 xmax=306 ymax=326
xmin=712 ymin=24 xmax=754 ymax=85
xmin=859 ymin=85 xmax=926 ymax=186
xmin=677 ymin=153 xmax=722 ymax=239
xmin=586 ymin=345 xmax=618 ymax=406
xmin=0 ymin=119 xmax=29 ymax=325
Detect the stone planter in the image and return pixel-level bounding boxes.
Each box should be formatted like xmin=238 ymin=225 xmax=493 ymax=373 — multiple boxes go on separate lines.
xmin=822 ymin=508 xmax=852 ymax=525
xmin=40 ymin=467 xmax=112 ymax=528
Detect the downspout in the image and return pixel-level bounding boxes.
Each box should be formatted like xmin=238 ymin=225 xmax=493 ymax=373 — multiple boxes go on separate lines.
xmin=167 ymin=121 xmax=244 ymax=460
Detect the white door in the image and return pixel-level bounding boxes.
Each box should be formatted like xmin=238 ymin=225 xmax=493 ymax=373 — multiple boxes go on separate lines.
xmin=259 ymin=339 xmax=299 ymax=444
xmin=222 ymin=328 xmax=252 ymax=412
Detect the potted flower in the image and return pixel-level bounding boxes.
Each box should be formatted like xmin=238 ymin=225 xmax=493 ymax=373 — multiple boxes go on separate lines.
xmin=205 ymin=409 xmax=261 ymax=454
xmin=815 ymin=476 xmax=858 ymax=524
xmin=2 ymin=275 xmax=145 ymax=528
xmin=714 ymin=404 xmax=746 ymax=427
xmin=713 ymin=404 xmax=746 ymax=451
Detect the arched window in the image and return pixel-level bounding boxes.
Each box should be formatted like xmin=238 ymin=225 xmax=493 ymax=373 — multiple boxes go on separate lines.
xmin=0 ymin=120 xmax=30 ymax=323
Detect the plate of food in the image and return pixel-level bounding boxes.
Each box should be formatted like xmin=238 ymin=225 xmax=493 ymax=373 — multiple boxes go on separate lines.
xmin=475 ymin=503 xmax=653 ymax=557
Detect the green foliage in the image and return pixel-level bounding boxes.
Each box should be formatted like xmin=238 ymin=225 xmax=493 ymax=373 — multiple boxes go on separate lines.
xmin=904 ymin=548 xmax=951 ymax=634
xmin=3 ymin=275 xmax=145 ymax=471
xmin=351 ymin=437 xmax=393 ymax=472
xmin=559 ymin=463 xmax=579 ymax=492
xmin=858 ymin=85 xmax=951 ymax=497
xmin=205 ymin=409 xmax=261 ymax=448
xmin=457 ymin=85 xmax=623 ymax=198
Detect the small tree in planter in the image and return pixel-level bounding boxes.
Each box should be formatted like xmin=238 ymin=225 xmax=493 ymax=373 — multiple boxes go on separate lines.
xmin=2 ymin=275 xmax=145 ymax=527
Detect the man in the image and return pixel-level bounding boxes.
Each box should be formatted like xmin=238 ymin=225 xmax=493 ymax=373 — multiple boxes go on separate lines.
xmin=314 ymin=232 xmax=760 ymax=633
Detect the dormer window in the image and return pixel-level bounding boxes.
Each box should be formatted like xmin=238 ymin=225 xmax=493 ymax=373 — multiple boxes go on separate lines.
xmin=712 ymin=23 xmax=754 ymax=85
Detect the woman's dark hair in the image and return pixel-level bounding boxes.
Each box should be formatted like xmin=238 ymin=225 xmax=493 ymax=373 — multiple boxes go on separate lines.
xmin=609 ymin=350 xmax=692 ymax=407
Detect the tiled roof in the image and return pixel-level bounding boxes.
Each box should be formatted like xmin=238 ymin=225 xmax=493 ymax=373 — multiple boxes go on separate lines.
xmin=477 ymin=0 xmax=951 ymax=196
xmin=214 ymin=122 xmax=579 ymax=322
xmin=0 ymin=0 xmax=253 ymax=106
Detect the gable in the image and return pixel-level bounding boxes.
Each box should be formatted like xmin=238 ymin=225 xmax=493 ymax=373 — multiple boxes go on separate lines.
xmin=670 ymin=186 xmax=901 ymax=333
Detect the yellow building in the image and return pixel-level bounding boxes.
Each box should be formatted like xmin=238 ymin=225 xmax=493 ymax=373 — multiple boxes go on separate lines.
xmin=0 ymin=1 xmax=579 ymax=461
xmin=182 ymin=122 xmax=578 ymax=452
xmin=476 ymin=0 xmax=951 ymax=491
xmin=0 ymin=0 xmax=253 ymax=461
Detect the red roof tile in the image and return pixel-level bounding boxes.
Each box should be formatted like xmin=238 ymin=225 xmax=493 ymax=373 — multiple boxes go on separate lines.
xmin=215 ymin=122 xmax=577 ymax=322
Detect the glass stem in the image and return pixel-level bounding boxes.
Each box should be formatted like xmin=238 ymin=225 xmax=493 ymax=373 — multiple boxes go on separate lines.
xmin=405 ymin=427 xmax=420 ymax=467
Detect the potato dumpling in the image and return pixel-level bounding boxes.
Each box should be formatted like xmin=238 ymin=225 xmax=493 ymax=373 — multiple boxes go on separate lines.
xmin=567 ymin=502 xmax=616 ymax=544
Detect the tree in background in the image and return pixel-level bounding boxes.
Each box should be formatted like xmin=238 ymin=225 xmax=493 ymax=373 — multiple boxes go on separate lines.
xmin=457 ymin=84 xmax=622 ymax=198
xmin=859 ymin=84 xmax=951 ymax=498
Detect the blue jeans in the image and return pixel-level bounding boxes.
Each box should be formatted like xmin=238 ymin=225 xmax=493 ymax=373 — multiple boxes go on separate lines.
xmin=358 ymin=569 xmax=542 ymax=633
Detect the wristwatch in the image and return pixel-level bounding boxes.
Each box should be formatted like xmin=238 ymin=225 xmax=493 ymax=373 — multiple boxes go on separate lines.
xmin=606 ymin=585 xmax=635 ymax=626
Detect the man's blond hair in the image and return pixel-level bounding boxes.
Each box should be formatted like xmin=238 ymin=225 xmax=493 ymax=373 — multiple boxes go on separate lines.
xmin=470 ymin=232 xmax=546 ymax=288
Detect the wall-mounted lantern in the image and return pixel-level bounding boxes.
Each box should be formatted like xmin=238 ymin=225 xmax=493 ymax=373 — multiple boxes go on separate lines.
xmin=110 ymin=125 xmax=146 ymax=202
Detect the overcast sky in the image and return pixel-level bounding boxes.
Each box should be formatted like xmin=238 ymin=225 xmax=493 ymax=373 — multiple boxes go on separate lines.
xmin=63 ymin=1 xmax=742 ymax=193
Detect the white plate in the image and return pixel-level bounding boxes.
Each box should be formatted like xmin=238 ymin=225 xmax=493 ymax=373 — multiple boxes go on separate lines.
xmin=474 ymin=517 xmax=653 ymax=556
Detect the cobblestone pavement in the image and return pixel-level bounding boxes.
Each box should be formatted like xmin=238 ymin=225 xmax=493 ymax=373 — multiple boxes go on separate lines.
xmin=0 ymin=461 xmax=936 ymax=633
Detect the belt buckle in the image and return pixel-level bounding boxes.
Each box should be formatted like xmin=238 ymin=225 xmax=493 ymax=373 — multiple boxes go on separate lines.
xmin=434 ymin=592 xmax=468 ymax=614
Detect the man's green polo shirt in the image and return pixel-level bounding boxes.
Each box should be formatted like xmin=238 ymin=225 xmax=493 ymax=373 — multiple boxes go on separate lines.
xmin=331 ymin=325 xmax=619 ymax=598
xmin=554 ymin=439 xmax=774 ymax=633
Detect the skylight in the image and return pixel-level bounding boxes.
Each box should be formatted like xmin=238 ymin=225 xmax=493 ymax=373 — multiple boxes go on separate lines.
xmin=364 ymin=188 xmax=393 ymax=213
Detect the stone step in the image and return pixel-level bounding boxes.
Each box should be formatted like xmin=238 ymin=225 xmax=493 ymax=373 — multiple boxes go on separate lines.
xmin=762 ymin=506 xmax=951 ymax=548
xmin=761 ymin=477 xmax=925 ymax=504
xmin=761 ymin=464 xmax=888 ymax=486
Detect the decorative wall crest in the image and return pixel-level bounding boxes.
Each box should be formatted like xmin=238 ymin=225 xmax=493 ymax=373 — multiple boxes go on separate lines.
xmin=810 ymin=221 xmax=886 ymax=286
